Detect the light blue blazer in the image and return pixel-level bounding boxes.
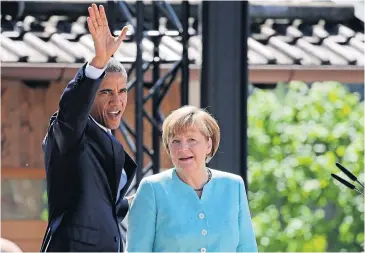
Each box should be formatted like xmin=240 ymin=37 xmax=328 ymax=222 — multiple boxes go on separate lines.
xmin=126 ymin=168 xmax=258 ymax=252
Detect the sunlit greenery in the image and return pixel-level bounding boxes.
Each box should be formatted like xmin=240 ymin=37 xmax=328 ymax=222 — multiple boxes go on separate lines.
xmin=248 ymin=81 xmax=364 ymax=252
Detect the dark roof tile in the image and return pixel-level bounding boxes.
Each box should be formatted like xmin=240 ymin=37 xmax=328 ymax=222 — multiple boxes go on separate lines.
xmin=1 ymin=9 xmax=364 ymax=67
xmin=1 ymin=48 xmax=19 ymax=62
xmin=266 ymin=45 xmax=294 ymax=65
xmin=248 ymin=37 xmax=276 ymax=64
xmin=0 ymin=35 xmax=29 ymax=62
xmin=317 ymin=45 xmax=349 ymax=65
xmin=355 ymin=32 xmax=365 ymax=42
xmin=268 ymin=36 xmax=303 ymax=64
xmin=23 ymin=33 xmax=58 ymax=62
xmin=296 ymin=38 xmax=330 ymax=65
xmin=322 ymin=37 xmax=357 ymax=65
xmin=248 ymin=49 xmax=269 ymax=65
xmin=349 ymin=37 xmax=364 ymax=53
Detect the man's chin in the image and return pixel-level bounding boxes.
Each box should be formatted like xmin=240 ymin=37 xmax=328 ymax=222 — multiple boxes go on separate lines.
xmin=107 ymin=123 xmax=120 ymax=130
xmin=106 ymin=120 xmax=121 ymax=130
xmin=104 ymin=116 xmax=122 ymax=129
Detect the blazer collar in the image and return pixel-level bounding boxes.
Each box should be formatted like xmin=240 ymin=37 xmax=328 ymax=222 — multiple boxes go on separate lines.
xmin=89 ymin=115 xmax=111 ymax=134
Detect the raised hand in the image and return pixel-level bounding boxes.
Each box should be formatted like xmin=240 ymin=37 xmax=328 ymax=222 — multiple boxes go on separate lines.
xmin=87 ymin=3 xmax=128 ymax=68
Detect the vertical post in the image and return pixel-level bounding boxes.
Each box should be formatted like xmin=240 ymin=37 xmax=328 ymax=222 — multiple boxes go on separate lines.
xmin=181 ymin=0 xmax=190 ymax=106
xmin=107 ymin=1 xmax=116 ymax=36
xmin=201 ymin=1 xmax=249 ymax=190
xmin=241 ymin=1 xmax=249 ymax=190
xmin=135 ymin=0 xmax=144 ymax=186
xmin=152 ymin=2 xmax=161 ymax=174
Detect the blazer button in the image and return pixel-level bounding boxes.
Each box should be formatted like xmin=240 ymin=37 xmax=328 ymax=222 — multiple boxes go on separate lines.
xmin=201 ymin=248 xmax=207 ymax=253
xmin=114 ymin=236 xmax=119 ymax=242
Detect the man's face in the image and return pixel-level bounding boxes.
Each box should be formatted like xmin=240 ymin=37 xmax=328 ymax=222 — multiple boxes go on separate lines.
xmin=90 ymin=72 xmax=128 ymax=130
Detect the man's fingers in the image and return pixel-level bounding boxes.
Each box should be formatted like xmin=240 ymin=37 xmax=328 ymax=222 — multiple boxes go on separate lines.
xmin=92 ymin=3 xmax=103 ymax=27
xmin=99 ymin=5 xmax=108 ymax=27
xmin=88 ymin=7 xmax=99 ymax=31
xmin=116 ymin=26 xmax=128 ymax=44
xmin=87 ymin=17 xmax=96 ymax=35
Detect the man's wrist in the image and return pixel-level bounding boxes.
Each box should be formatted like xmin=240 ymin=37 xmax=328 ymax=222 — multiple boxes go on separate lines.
xmin=90 ymin=57 xmax=108 ymax=69
xmin=85 ymin=62 xmax=106 ymax=79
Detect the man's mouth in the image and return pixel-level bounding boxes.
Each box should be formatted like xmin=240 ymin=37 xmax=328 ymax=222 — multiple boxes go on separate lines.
xmin=107 ymin=110 xmax=122 ymax=118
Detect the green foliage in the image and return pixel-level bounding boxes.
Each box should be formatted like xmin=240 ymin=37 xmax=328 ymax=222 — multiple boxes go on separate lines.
xmin=41 ymin=190 xmax=48 ymax=221
xmin=248 ymin=81 xmax=364 ymax=252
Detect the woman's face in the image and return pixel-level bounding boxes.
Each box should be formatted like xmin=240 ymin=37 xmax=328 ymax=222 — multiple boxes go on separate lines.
xmin=168 ymin=126 xmax=212 ymax=173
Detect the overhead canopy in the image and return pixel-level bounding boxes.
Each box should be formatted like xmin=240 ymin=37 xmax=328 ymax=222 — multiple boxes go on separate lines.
xmin=1 ymin=0 xmax=364 ymax=83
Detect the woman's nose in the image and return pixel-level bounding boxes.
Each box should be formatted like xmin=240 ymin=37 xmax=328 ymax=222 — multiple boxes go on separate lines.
xmin=178 ymin=142 xmax=189 ymax=150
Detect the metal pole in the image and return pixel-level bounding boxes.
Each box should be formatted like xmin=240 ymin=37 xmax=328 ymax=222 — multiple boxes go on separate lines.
xmin=241 ymin=1 xmax=249 ymax=191
xmin=107 ymin=1 xmax=116 ymax=36
xmin=135 ymin=0 xmax=144 ymax=186
xmin=181 ymin=0 xmax=190 ymax=106
xmin=201 ymin=1 xmax=249 ymax=190
xmin=152 ymin=1 xmax=161 ymax=174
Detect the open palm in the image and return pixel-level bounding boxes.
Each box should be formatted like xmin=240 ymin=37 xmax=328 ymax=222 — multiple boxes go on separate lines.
xmin=87 ymin=4 xmax=128 ymax=66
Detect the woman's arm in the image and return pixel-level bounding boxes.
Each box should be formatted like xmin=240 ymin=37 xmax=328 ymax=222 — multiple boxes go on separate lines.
xmin=237 ymin=177 xmax=258 ymax=252
xmin=126 ymin=178 xmax=156 ymax=252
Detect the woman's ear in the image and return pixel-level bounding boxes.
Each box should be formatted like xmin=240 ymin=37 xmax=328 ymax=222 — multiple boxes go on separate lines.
xmin=207 ymin=137 xmax=212 ymax=156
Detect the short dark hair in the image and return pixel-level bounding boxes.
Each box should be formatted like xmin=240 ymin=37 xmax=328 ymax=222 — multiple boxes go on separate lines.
xmin=105 ymin=57 xmax=127 ymax=79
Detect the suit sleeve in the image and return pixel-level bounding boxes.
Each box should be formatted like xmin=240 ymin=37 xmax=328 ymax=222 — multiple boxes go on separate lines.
xmin=52 ymin=63 xmax=105 ymax=154
xmin=237 ymin=177 xmax=258 ymax=252
xmin=126 ymin=178 xmax=156 ymax=252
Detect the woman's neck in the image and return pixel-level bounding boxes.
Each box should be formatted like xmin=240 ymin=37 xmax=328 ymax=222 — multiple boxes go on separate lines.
xmin=175 ymin=167 xmax=209 ymax=190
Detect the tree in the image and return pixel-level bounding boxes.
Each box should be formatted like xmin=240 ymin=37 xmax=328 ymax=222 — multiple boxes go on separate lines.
xmin=248 ymin=81 xmax=364 ymax=252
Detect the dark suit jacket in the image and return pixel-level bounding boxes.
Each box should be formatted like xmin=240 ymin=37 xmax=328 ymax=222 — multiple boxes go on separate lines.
xmin=40 ymin=64 xmax=137 ymax=252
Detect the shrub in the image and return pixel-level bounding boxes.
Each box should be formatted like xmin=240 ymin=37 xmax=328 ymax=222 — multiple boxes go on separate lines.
xmin=248 ymin=81 xmax=364 ymax=252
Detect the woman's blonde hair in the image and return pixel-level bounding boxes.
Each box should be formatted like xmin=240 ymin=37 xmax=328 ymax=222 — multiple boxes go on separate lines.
xmin=162 ymin=105 xmax=220 ymax=163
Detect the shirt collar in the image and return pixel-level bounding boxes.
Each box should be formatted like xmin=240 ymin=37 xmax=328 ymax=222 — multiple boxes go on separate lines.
xmin=89 ymin=115 xmax=112 ymax=135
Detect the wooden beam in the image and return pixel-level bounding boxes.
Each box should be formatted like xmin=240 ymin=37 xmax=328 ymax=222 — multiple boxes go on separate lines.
xmin=2 ymin=168 xmax=45 ymax=179
xmin=2 ymin=63 xmax=364 ymax=84
xmin=249 ymin=65 xmax=365 ymax=84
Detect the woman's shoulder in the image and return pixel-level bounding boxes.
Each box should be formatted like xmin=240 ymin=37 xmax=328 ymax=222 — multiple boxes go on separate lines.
xmin=210 ymin=168 xmax=244 ymax=184
xmin=140 ymin=168 xmax=174 ymax=185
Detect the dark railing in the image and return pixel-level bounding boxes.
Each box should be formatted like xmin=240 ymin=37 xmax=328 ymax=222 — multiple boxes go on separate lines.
xmin=107 ymin=1 xmax=192 ymax=239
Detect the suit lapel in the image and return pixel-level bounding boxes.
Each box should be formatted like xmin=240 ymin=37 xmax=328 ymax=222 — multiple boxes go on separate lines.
xmin=120 ymin=153 xmax=137 ymax=198
xmin=116 ymin=153 xmax=137 ymax=206
xmin=87 ymin=119 xmax=116 ymax=202
xmin=88 ymin=117 xmax=137 ymax=203
xmin=110 ymin=136 xmax=125 ymax=199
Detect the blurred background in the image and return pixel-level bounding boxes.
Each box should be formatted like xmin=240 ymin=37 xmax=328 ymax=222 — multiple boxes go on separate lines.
xmin=1 ymin=0 xmax=364 ymax=252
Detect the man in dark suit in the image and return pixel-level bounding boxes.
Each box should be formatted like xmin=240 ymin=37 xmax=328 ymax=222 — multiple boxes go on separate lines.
xmin=40 ymin=3 xmax=137 ymax=252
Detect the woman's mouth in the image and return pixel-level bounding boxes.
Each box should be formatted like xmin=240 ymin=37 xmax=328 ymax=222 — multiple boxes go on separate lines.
xmin=179 ymin=156 xmax=193 ymax=161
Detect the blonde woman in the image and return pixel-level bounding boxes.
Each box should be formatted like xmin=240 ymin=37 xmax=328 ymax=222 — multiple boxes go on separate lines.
xmin=126 ymin=105 xmax=257 ymax=252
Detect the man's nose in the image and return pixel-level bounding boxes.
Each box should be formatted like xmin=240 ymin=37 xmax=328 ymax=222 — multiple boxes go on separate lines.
xmin=110 ymin=92 xmax=122 ymax=104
